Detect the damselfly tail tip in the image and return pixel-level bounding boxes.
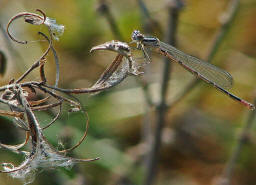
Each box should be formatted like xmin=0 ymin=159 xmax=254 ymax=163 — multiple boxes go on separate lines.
xmin=249 ymin=104 xmax=255 ymax=111
xmin=241 ymin=100 xmax=255 ymax=110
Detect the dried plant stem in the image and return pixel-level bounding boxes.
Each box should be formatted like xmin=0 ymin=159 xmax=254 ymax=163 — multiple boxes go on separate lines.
xmin=219 ymin=100 xmax=256 ymax=185
xmin=137 ymin=0 xmax=158 ymax=137
xmin=0 ymin=11 xmax=103 ymax=183
xmin=97 ymin=0 xmax=123 ymax=40
xmin=207 ymin=0 xmax=239 ymax=62
xmin=143 ymin=1 xmax=181 ymax=185
xmin=136 ymin=3 xmax=158 ymax=178
xmin=136 ymin=0 xmax=162 ymax=35
xmin=135 ymin=0 xmax=156 ymax=163
xmin=0 ymin=109 xmax=23 ymax=118
xmin=137 ymin=0 xmax=151 ymax=21
xmin=168 ymin=0 xmax=240 ymax=109
xmin=6 ymin=10 xmax=45 ymax=44
xmin=50 ymin=42 xmax=60 ymax=87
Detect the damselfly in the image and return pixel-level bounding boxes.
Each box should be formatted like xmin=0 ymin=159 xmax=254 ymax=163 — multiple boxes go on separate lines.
xmin=131 ymin=30 xmax=255 ymax=110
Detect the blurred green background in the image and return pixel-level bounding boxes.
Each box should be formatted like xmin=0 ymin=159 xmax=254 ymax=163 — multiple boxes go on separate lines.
xmin=0 ymin=0 xmax=256 ymax=185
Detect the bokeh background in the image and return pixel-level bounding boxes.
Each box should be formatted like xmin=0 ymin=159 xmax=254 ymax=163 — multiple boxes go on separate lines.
xmin=0 ymin=0 xmax=256 ymax=185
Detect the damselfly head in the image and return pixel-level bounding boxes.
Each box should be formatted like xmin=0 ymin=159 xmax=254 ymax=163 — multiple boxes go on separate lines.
xmin=131 ymin=30 xmax=144 ymax=42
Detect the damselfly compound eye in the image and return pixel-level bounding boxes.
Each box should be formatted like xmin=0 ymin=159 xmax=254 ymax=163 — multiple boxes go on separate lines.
xmin=131 ymin=30 xmax=144 ymax=41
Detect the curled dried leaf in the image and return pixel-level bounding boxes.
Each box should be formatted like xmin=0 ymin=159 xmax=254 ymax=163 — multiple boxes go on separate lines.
xmin=40 ymin=41 xmax=143 ymax=94
xmin=90 ymin=54 xmax=128 ymax=90
xmin=91 ymin=40 xmax=143 ymax=76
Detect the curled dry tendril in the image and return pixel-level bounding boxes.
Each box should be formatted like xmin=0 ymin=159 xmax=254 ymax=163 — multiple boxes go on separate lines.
xmin=6 ymin=9 xmax=46 ymax=44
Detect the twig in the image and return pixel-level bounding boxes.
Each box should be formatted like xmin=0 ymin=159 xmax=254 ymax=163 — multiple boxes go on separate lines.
xmin=138 ymin=79 xmax=154 ymax=106
xmin=0 ymin=97 xmax=23 ymax=112
xmin=50 ymin=42 xmax=60 ymax=87
xmin=144 ymin=1 xmax=182 ymax=185
xmin=137 ymin=0 xmax=152 ymax=21
xmin=136 ymin=2 xmax=157 ymax=173
xmin=97 ymin=0 xmax=124 ymax=40
xmin=218 ymin=99 xmax=256 ymax=185
xmin=136 ymin=0 xmax=162 ymax=35
xmin=31 ymin=101 xmax=62 ymax=111
xmin=33 ymin=84 xmax=81 ymax=108
xmin=29 ymin=96 xmax=50 ymax=106
xmin=38 ymin=31 xmax=60 ymax=87
xmin=0 ymin=109 xmax=23 ymax=118
xmin=207 ymin=0 xmax=239 ymax=62
xmin=167 ymin=0 xmax=240 ymax=109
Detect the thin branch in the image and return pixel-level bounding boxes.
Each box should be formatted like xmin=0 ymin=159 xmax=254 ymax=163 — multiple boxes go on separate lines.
xmin=137 ymin=78 xmax=154 ymax=106
xmin=42 ymin=29 xmax=60 ymax=87
xmin=136 ymin=0 xmax=162 ymax=34
xmin=0 ymin=81 xmax=39 ymax=92
xmin=50 ymin=41 xmax=60 ymax=87
xmin=29 ymin=96 xmax=50 ymax=106
xmin=136 ymin=1 xmax=156 ymax=171
xmin=137 ymin=0 xmax=152 ymax=21
xmin=33 ymin=84 xmax=81 ymax=108
xmin=31 ymin=101 xmax=62 ymax=111
xmin=0 ymin=97 xmax=23 ymax=112
xmin=207 ymin=0 xmax=240 ymax=62
xmin=144 ymin=1 xmax=182 ymax=185
xmin=97 ymin=0 xmax=124 ymax=40
xmin=0 ymin=109 xmax=23 ymax=118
